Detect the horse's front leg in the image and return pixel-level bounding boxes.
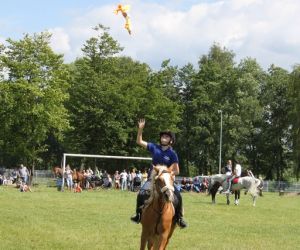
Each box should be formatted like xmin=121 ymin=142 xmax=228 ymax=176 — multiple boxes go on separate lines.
xmin=140 ymin=231 xmax=147 ymax=250
xmin=158 ymin=233 xmax=170 ymax=250
xmin=211 ymin=191 xmax=216 ymax=204
xmin=252 ymin=195 xmax=257 ymax=207
xmin=226 ymin=194 xmax=230 ymax=205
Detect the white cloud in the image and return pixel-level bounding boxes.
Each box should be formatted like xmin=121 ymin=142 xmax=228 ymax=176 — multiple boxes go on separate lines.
xmin=48 ymin=0 xmax=300 ymax=70
xmin=49 ymin=27 xmax=71 ymax=55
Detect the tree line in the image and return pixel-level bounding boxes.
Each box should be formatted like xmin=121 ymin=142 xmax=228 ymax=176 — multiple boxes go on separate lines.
xmin=0 ymin=25 xmax=299 ymax=181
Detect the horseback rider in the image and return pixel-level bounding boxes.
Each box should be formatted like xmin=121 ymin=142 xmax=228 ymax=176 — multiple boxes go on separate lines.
xmin=222 ymin=159 xmax=233 ymax=194
xmin=130 ymin=119 xmax=187 ymax=228
xmin=223 ymin=160 xmax=242 ymax=194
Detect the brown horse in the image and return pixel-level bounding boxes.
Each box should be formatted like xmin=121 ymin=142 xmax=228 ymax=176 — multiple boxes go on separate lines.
xmin=72 ymin=169 xmax=85 ymax=188
xmin=52 ymin=166 xmax=63 ymax=178
xmin=140 ymin=165 xmax=176 ymax=250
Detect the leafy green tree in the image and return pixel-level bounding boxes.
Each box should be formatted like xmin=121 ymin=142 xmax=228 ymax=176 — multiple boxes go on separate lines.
xmin=186 ymin=44 xmax=237 ymax=175
xmin=289 ymin=65 xmax=300 ymax=180
xmin=234 ymin=58 xmax=264 ymax=174
xmin=65 ymin=26 xmax=181 ymax=171
xmin=0 ymin=32 xmax=70 ymax=169
xmin=258 ymin=65 xmax=292 ymax=180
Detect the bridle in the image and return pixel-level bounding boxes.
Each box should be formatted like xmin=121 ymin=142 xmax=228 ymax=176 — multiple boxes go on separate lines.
xmin=154 ymin=168 xmax=174 ymax=197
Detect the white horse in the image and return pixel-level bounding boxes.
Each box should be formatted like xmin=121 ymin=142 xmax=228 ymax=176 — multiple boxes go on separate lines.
xmin=208 ymin=174 xmax=263 ymax=206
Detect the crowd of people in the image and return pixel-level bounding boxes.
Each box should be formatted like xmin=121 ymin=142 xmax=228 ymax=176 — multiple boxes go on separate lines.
xmin=60 ymin=165 xmax=212 ymax=195
xmin=177 ymin=176 xmax=209 ymax=193
xmin=60 ymin=165 xmax=149 ymax=192
xmin=0 ymin=164 xmax=32 ymax=192
xmin=0 ymin=158 xmax=246 ymax=196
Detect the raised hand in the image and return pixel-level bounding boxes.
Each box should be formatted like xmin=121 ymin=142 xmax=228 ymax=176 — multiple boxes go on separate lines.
xmin=138 ymin=119 xmax=145 ymax=129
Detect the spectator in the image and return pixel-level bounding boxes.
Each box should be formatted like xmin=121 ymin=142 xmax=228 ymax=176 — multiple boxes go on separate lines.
xmin=94 ymin=167 xmax=100 ymax=178
xmin=102 ymin=170 xmax=108 ymax=179
xmin=202 ymin=177 xmax=209 ymax=193
xmin=74 ymin=183 xmax=82 ymax=193
xmin=12 ymin=168 xmax=19 ymax=184
xmin=65 ymin=164 xmax=73 ymax=191
xmin=192 ymin=177 xmax=201 ymax=193
xmin=19 ymin=164 xmax=29 ymax=184
xmin=114 ymin=171 xmax=120 ymax=189
xmin=120 ymin=169 xmax=128 ymax=191
xmin=87 ymin=167 xmax=94 ymax=176
xmin=127 ymin=170 xmax=132 ymax=191
xmin=103 ymin=174 xmax=112 ymax=189
xmin=20 ymin=182 xmax=32 ymax=192
xmin=180 ymin=177 xmax=188 ymax=192
xmin=130 ymin=169 xmax=136 ymax=191
xmin=186 ymin=178 xmax=193 ymax=192
xmin=136 ymin=170 xmax=142 ymax=181
xmin=141 ymin=169 xmax=147 ymax=186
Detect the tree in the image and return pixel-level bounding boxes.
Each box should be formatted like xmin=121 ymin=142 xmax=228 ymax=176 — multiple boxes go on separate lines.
xmin=65 ymin=26 xmax=181 ymax=170
xmin=0 ymin=32 xmax=70 ymax=168
xmin=258 ymin=65 xmax=292 ymax=180
xmin=289 ymin=65 xmax=300 ymax=180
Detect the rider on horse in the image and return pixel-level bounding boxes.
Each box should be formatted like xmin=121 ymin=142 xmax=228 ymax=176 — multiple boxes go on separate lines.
xmin=130 ymin=119 xmax=188 ymax=228
xmin=222 ymin=159 xmax=233 ymax=194
xmin=223 ymin=160 xmax=242 ymax=194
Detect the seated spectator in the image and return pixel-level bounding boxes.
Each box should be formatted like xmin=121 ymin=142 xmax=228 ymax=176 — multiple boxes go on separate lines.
xmin=180 ymin=177 xmax=188 ymax=192
xmin=102 ymin=170 xmax=108 ymax=179
xmin=74 ymin=183 xmax=82 ymax=193
xmin=192 ymin=177 xmax=201 ymax=193
xmin=20 ymin=182 xmax=32 ymax=192
xmin=103 ymin=174 xmax=112 ymax=188
xmin=186 ymin=178 xmax=193 ymax=192
xmin=3 ymin=176 xmax=13 ymax=185
xmin=12 ymin=168 xmax=19 ymax=184
xmin=202 ymin=177 xmax=209 ymax=193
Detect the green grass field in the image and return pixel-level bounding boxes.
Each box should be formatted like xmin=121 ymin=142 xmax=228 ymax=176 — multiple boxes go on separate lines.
xmin=0 ymin=185 xmax=299 ymax=250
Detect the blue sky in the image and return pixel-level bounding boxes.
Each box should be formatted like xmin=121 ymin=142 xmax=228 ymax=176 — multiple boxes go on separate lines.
xmin=1 ymin=0 xmax=300 ymax=70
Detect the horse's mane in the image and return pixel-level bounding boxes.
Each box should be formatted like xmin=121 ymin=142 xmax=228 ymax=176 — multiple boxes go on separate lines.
xmin=145 ymin=165 xmax=173 ymax=207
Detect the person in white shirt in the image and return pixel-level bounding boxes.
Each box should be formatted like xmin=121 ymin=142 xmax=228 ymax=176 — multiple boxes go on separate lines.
xmin=223 ymin=160 xmax=242 ymax=194
xmin=65 ymin=165 xmax=73 ymax=191
xmin=120 ymin=169 xmax=128 ymax=191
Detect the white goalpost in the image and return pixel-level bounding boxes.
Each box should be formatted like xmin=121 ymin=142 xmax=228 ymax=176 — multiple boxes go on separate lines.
xmin=61 ymin=153 xmax=152 ymax=191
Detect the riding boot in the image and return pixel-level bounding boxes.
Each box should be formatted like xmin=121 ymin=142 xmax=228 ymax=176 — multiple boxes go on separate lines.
xmin=174 ymin=188 xmax=188 ymax=228
xmin=223 ymin=180 xmax=231 ymax=194
xmin=130 ymin=191 xmax=147 ymax=223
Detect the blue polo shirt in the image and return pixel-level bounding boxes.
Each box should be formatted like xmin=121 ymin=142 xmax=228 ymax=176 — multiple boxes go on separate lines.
xmin=147 ymin=142 xmax=179 ymax=167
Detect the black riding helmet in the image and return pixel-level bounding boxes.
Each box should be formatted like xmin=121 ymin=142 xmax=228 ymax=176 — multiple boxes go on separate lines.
xmin=159 ymin=131 xmax=176 ymax=145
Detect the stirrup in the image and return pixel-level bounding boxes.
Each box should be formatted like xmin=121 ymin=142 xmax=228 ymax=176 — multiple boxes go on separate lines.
xmin=222 ymin=190 xmax=230 ymax=194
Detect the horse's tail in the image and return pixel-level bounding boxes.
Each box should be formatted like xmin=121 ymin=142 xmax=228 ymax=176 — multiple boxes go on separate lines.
xmin=257 ymin=178 xmax=264 ymax=196
xmin=249 ymin=178 xmax=263 ymax=196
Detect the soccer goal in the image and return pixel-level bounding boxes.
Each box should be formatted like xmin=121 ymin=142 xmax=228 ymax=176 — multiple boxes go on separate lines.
xmin=61 ymin=153 xmax=152 ymax=191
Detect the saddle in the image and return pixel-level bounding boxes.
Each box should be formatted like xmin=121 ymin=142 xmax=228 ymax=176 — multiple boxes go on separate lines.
xmin=232 ymin=177 xmax=239 ymax=184
xmin=140 ymin=188 xmax=179 ymax=212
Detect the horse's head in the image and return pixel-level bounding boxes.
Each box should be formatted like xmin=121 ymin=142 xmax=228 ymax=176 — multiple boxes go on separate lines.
xmin=152 ymin=165 xmax=175 ymax=202
xmin=72 ymin=169 xmax=77 ymax=180
xmin=53 ymin=166 xmax=62 ymax=177
xmin=208 ymin=174 xmax=226 ymax=192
